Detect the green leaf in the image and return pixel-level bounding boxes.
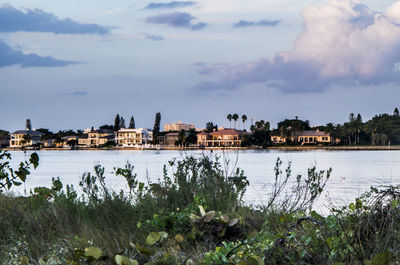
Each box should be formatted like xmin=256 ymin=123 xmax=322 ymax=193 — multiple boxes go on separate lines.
xmin=392 ymin=199 xmax=399 ymax=208
xmin=228 ymin=218 xmax=238 ymax=227
xmin=247 ymin=255 xmax=264 ymax=265
xmin=133 ymin=243 xmax=152 ymax=255
xmin=217 ymin=228 xmax=226 ymax=238
xmin=20 ymin=256 xmax=29 ymax=265
xmin=204 ymin=211 xmax=215 ymax=222
xmin=146 ymin=232 xmax=161 ymax=245
xmin=364 ymin=251 xmax=391 ymax=265
xmin=220 ymin=215 xmax=230 ymax=223
xmin=84 ymin=247 xmax=102 ymax=260
xmin=175 ymin=234 xmax=184 ymax=242
xmin=115 ymin=255 xmax=138 ymax=265
xmin=29 ymin=153 xmax=39 ymax=169
xmin=159 ymin=231 xmax=168 ymax=241
xmin=199 ymin=205 xmax=206 ymax=217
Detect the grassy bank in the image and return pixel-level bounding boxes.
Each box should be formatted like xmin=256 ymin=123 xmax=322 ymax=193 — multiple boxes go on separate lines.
xmin=0 ymin=151 xmax=399 ymax=264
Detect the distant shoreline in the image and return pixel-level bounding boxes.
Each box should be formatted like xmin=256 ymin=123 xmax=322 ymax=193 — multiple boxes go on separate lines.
xmin=4 ymin=145 xmax=400 ymax=151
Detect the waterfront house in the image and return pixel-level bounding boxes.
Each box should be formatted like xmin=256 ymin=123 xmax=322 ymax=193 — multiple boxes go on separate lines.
xmin=271 ymin=132 xmax=286 ymax=144
xmin=271 ymin=129 xmax=332 ymax=145
xmin=164 ymin=121 xmax=195 ymax=132
xmin=78 ymin=135 xmax=89 ymax=147
xmin=60 ymin=136 xmax=79 ymax=148
xmin=116 ymin=128 xmax=153 ymax=147
xmin=293 ymin=130 xmax=331 ymax=144
xmin=9 ymin=130 xmax=44 ymax=148
xmin=159 ymin=132 xmax=180 ymax=146
xmin=78 ymin=129 xmax=115 ymax=147
xmin=197 ymin=129 xmax=247 ymax=147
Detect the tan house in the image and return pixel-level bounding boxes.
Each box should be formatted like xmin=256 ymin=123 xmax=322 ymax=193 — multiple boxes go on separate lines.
xmin=197 ymin=129 xmax=246 ymax=147
xmin=116 ymin=128 xmax=153 ymax=147
xmin=164 ymin=121 xmax=195 ymax=132
xmin=78 ymin=135 xmax=90 ymax=146
xmin=159 ymin=132 xmax=183 ymax=146
xmin=79 ymin=129 xmax=115 ymax=147
xmin=272 ymin=130 xmax=332 ymax=145
xmin=271 ymin=134 xmax=286 ymax=144
xmin=9 ymin=130 xmax=44 ymax=148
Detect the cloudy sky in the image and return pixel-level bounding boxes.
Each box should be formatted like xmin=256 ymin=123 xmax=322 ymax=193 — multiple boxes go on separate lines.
xmin=1 ymin=0 xmax=399 ymax=131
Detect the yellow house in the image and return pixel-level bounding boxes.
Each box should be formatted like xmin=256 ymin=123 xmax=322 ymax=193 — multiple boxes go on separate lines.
xmin=271 ymin=134 xmax=286 ymax=144
xmin=271 ymin=130 xmax=332 ymax=145
xmin=293 ymin=130 xmax=331 ymax=144
xmin=197 ymin=129 xmax=246 ymax=147
xmin=116 ymin=128 xmax=153 ymax=147
xmin=9 ymin=130 xmax=44 ymax=148
xmin=79 ymin=129 xmax=115 ymax=147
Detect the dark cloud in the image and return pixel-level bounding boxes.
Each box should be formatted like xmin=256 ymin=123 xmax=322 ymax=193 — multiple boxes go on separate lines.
xmin=192 ymin=58 xmax=333 ymax=93
xmin=0 ymin=40 xmax=79 ymax=68
xmin=146 ymin=12 xmax=207 ymax=30
xmin=0 ymin=5 xmax=111 ymax=34
xmin=140 ymin=32 xmax=165 ymax=41
xmin=233 ymin=19 xmax=281 ymax=28
xmin=144 ymin=1 xmax=197 ymax=9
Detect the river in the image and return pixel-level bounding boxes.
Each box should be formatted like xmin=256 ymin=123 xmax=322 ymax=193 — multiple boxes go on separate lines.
xmin=6 ymin=150 xmax=400 ymax=212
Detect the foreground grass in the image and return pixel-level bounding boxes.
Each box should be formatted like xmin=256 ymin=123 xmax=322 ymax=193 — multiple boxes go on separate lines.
xmin=0 ymin=152 xmax=399 ymax=264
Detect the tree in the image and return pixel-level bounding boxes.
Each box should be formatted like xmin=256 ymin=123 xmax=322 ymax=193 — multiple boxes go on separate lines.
xmin=36 ymin=128 xmax=54 ymax=140
xmin=99 ymin=125 xmax=113 ymax=130
xmin=176 ymin=129 xmax=186 ymax=147
xmin=249 ymin=120 xmax=271 ymax=147
xmin=206 ymin=122 xmax=217 ymax=133
xmin=277 ymin=118 xmax=310 ymax=143
xmin=241 ymin=115 xmax=247 ymax=130
xmin=26 ymin=119 xmax=32 ymax=131
xmin=394 ymin=107 xmax=399 ymax=117
xmin=21 ymin=134 xmax=32 ymax=148
xmin=119 ymin=117 xmax=126 ymax=129
xmin=349 ymin=113 xmax=355 ymax=122
xmin=227 ymin=114 xmax=233 ymax=128
xmin=152 ymin=112 xmax=161 ymax=144
xmin=129 ymin=116 xmax=135 ymax=129
xmin=232 ymin=114 xmax=239 ymax=129
xmin=186 ymin=129 xmax=197 ymax=145
xmin=114 ymin=114 xmax=120 ymax=131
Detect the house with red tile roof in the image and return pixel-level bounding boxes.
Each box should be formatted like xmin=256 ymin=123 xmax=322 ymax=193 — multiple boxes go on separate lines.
xmin=197 ymin=129 xmax=247 ymax=147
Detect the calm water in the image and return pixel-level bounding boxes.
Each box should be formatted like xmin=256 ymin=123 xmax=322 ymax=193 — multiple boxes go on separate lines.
xmin=7 ymin=150 xmax=400 ymax=211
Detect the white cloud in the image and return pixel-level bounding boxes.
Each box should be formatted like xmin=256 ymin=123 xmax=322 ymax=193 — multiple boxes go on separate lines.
xmin=195 ymin=0 xmax=400 ymax=93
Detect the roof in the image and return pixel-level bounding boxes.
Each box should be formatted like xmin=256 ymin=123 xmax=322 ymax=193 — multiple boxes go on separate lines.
xmin=88 ymin=129 xmax=114 ymax=134
xmin=12 ymin=130 xmax=44 ymax=136
xmin=293 ymin=130 xmax=329 ymax=137
xmin=99 ymin=135 xmax=115 ymax=139
xmin=61 ymin=136 xmax=78 ymax=140
xmin=209 ymin=129 xmax=246 ymax=136
xmin=165 ymin=132 xmax=180 ymax=137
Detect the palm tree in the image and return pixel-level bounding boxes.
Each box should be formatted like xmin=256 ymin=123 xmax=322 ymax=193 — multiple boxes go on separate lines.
xmin=232 ymin=114 xmax=239 ymax=129
xmin=227 ymin=114 xmax=233 ymax=128
xmin=241 ymin=115 xmax=247 ymax=130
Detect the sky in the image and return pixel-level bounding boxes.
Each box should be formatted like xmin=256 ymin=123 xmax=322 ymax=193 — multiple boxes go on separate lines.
xmin=1 ymin=0 xmax=399 ymax=132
